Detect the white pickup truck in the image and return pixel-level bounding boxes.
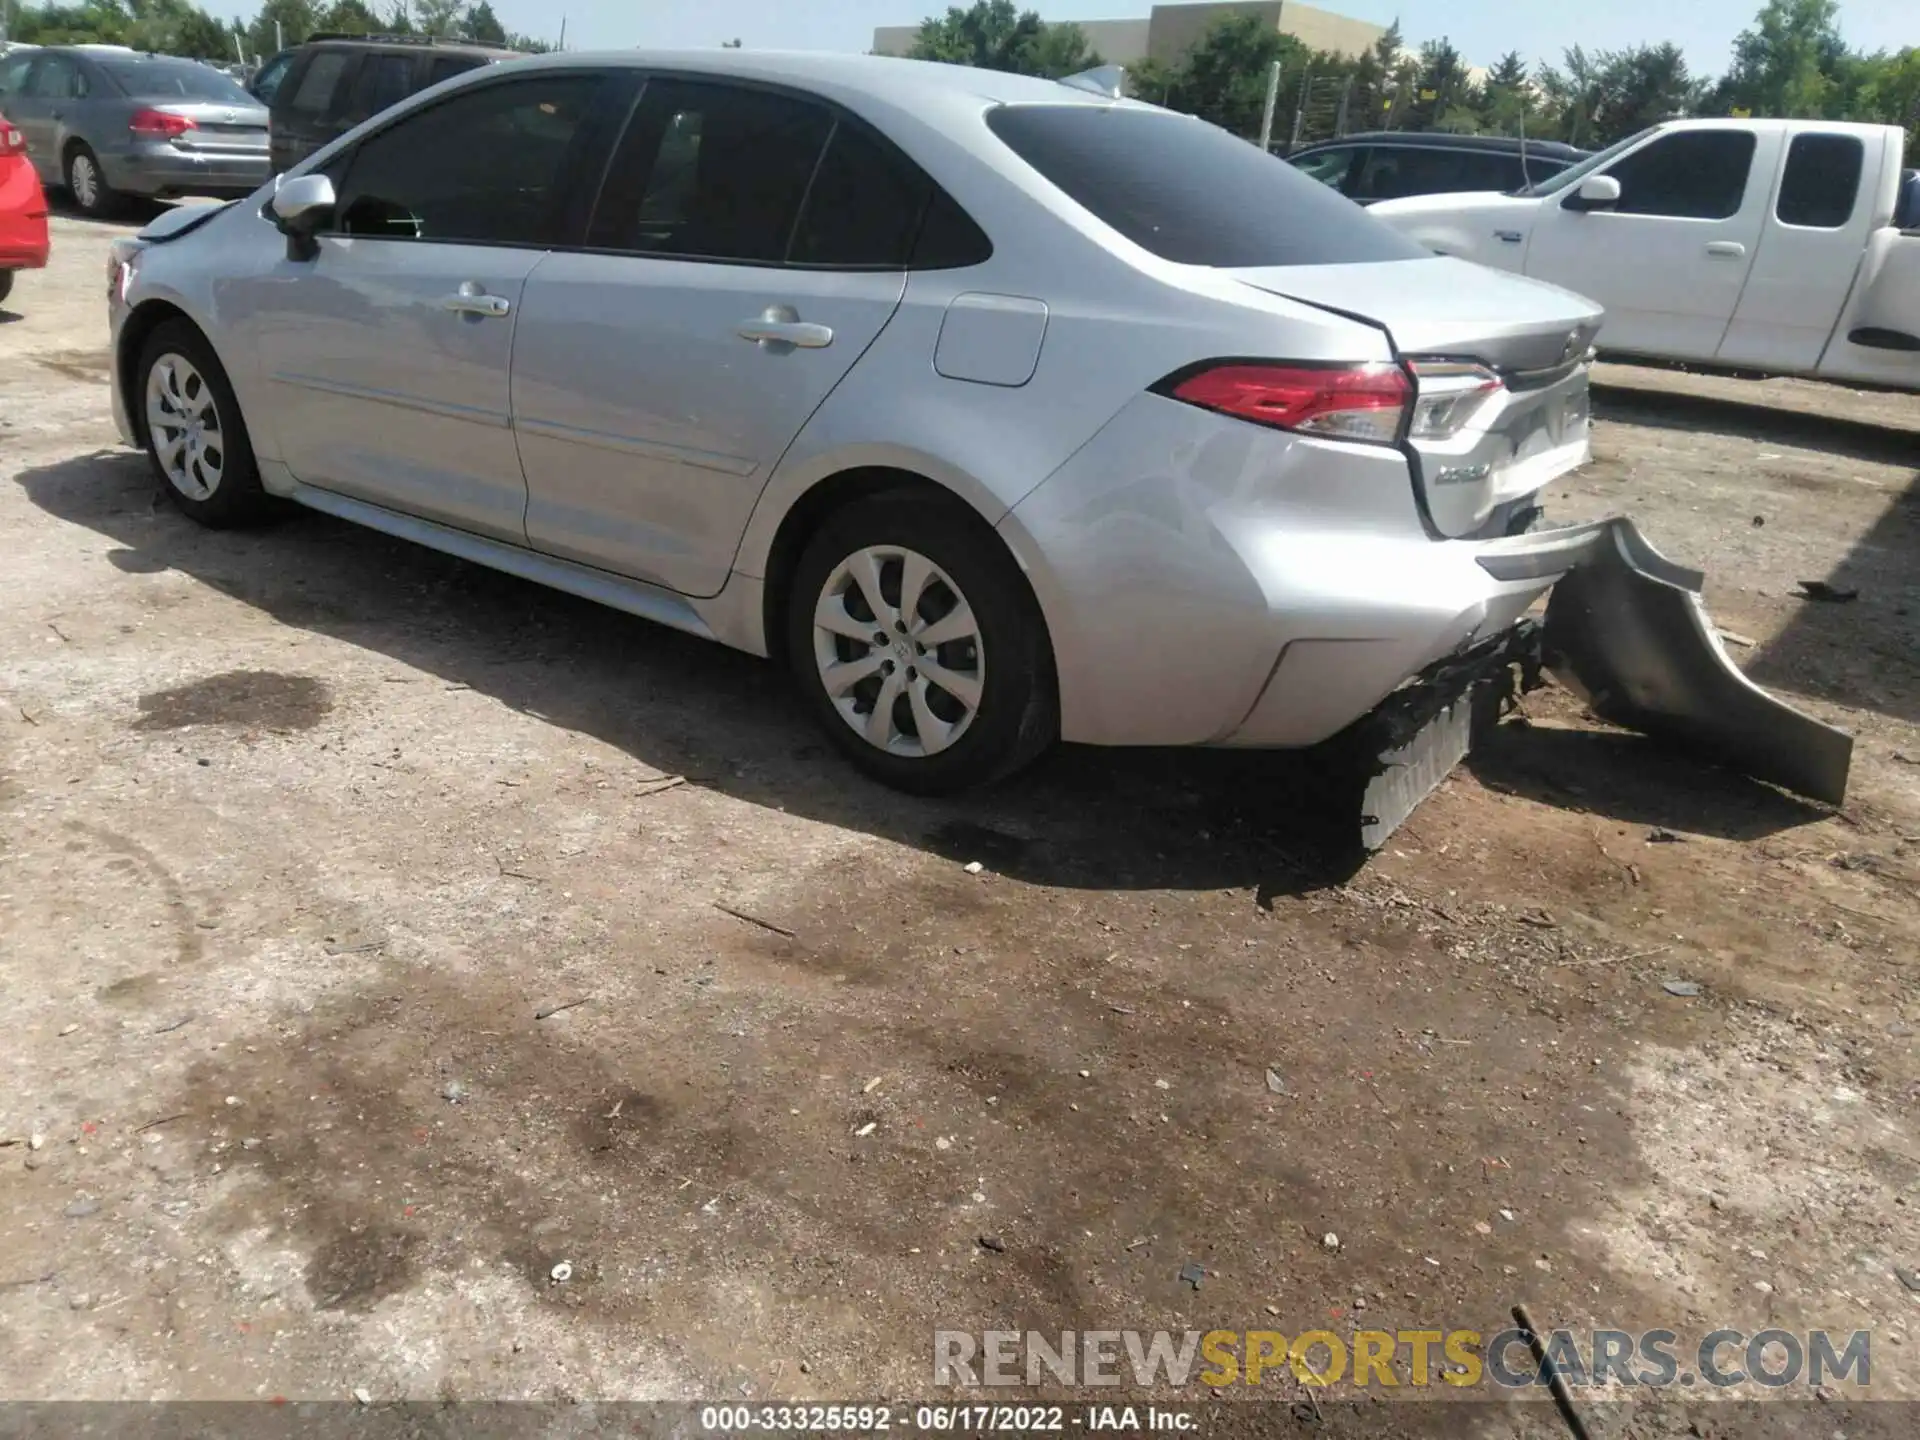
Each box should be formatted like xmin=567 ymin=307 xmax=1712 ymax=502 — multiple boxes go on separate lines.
xmin=1370 ymin=118 xmax=1920 ymax=390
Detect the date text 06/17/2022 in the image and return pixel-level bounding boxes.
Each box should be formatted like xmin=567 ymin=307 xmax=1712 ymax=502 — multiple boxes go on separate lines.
xmin=697 ymin=1403 xmax=1195 ymax=1432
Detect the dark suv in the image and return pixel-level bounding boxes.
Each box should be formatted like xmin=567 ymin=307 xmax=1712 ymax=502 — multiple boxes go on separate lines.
xmin=267 ymin=32 xmax=520 ymax=174
xmin=1288 ymin=132 xmax=1590 ymax=204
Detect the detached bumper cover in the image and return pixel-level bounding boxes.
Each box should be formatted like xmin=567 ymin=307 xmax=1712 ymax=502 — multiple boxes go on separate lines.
xmin=1352 ymin=516 xmax=1852 ymax=848
xmin=1513 ymin=516 xmax=1853 ymax=807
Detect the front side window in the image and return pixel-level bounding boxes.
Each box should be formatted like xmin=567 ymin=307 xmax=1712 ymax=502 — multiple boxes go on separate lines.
xmin=1776 ymin=133 xmax=1864 ymax=228
xmin=1290 ymin=146 xmax=1357 ymax=189
xmin=986 ymin=104 xmax=1425 ymax=267
xmin=250 ymin=51 xmax=294 ymax=104
xmin=1603 ymin=130 xmax=1757 ymax=220
xmin=333 ymin=74 xmax=604 ymax=246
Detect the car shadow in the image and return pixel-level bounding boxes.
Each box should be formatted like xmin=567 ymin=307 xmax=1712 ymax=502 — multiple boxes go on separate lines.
xmin=1467 ymin=719 xmax=1824 ymax=839
xmin=1592 ymin=382 xmax=1920 ymax=728
xmin=42 ymin=190 xmax=168 ymax=227
xmin=14 ymin=448 xmax=1833 ymax=896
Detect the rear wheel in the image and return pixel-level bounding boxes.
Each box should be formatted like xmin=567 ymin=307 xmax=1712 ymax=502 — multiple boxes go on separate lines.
xmin=136 ymin=319 xmax=271 ymax=527
xmin=0 ymin=270 xmax=13 ymax=307
xmin=65 ymin=144 xmax=118 ymax=218
xmin=786 ymin=491 xmax=1057 ymax=794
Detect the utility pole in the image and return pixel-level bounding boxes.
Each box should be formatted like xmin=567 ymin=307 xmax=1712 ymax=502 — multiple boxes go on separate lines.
xmin=558 ymin=17 xmax=567 ymax=51
xmin=1256 ymin=59 xmax=1282 ymax=152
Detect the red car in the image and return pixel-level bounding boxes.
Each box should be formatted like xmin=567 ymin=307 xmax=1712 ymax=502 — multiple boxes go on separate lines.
xmin=0 ymin=109 xmax=50 ymax=308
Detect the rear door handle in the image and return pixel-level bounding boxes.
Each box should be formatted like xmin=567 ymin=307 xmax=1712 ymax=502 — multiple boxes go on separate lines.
xmin=737 ymin=304 xmax=832 ymax=350
xmin=442 ymin=281 xmax=511 ymax=318
xmin=1494 ymin=229 xmax=1524 ymax=243
xmin=1705 ymin=241 xmax=1747 ymax=258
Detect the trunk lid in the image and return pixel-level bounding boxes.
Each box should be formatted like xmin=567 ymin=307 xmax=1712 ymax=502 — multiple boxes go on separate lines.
xmin=147 ymin=101 xmax=269 ymax=154
xmin=1231 ymin=257 xmax=1604 ymax=537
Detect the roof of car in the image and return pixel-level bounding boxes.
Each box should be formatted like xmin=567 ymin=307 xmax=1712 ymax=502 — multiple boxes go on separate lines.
xmin=1294 ymin=131 xmax=1589 ymax=159
xmin=302 ymin=33 xmax=521 ymax=56
xmin=512 ymin=48 xmax=1152 ymax=110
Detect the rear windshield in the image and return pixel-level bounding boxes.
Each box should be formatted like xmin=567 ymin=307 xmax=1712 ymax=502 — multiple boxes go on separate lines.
xmin=985 ymin=104 xmax=1427 ymax=267
xmin=101 ymin=59 xmax=254 ymax=103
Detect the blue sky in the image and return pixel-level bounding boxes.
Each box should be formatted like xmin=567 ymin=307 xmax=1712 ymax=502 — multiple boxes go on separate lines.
xmin=208 ymin=1 xmax=1910 ymax=76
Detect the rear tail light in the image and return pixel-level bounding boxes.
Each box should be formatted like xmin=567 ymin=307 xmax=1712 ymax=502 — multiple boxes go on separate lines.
xmin=0 ymin=115 xmax=24 ymax=157
xmin=1162 ymin=362 xmax=1411 ymax=445
xmin=130 ymin=109 xmax=196 ymax=139
xmin=1407 ymin=361 xmax=1505 ymax=440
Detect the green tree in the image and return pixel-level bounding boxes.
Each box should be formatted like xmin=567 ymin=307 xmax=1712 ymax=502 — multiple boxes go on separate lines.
xmin=1477 ymin=50 xmax=1532 ymax=136
xmin=465 ymin=0 xmax=506 ymax=44
xmin=315 ymin=0 xmax=382 ymax=35
xmin=245 ymin=0 xmax=317 ymax=57
xmin=412 ymin=0 xmax=462 ymax=37
xmin=1715 ymin=0 xmax=1844 ymax=116
xmin=1155 ymin=14 xmax=1304 ymax=136
xmin=908 ymin=0 xmax=1099 ymax=79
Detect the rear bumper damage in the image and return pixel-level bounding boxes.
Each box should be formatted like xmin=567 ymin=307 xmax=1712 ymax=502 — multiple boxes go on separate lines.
xmin=1351 ymin=516 xmax=1853 ymax=848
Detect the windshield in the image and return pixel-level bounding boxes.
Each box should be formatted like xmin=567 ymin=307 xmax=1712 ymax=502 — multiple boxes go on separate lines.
xmin=101 ymin=58 xmax=254 ymax=104
xmin=1509 ymin=127 xmax=1653 ymax=196
xmin=986 ymin=104 xmax=1427 ymax=268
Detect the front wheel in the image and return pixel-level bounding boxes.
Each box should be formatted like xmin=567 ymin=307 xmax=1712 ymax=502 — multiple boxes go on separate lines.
xmin=65 ymin=145 xmax=118 ymax=217
xmin=0 ymin=270 xmax=13 ymax=308
xmin=136 ymin=319 xmax=271 ymax=527
xmin=786 ymin=491 xmax=1057 ymax=794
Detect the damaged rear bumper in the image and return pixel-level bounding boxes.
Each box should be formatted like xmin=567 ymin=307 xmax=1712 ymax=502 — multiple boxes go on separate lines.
xmin=1352 ymin=516 xmax=1853 ymax=848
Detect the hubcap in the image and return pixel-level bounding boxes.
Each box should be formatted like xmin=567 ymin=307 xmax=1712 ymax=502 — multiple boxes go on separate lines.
xmin=145 ymin=354 xmax=224 ymax=501
xmin=812 ymin=545 xmax=984 ymax=758
xmin=71 ymin=154 xmax=98 ymax=210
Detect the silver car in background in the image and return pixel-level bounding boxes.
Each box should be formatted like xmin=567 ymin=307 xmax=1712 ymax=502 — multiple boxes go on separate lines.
xmin=102 ymin=50 xmax=1850 ymax=838
xmin=0 ymin=45 xmax=268 ymax=215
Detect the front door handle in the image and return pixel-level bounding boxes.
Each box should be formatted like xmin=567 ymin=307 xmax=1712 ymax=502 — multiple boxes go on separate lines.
xmin=1494 ymin=229 xmax=1524 ymax=243
xmin=737 ymin=304 xmax=832 ymax=350
xmin=442 ymin=281 xmax=511 ymax=318
xmin=1705 ymin=241 xmax=1747 ymax=258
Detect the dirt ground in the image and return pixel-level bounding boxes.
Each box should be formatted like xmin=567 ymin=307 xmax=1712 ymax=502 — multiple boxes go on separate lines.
xmin=3 ymin=207 xmax=1918 ymax=1434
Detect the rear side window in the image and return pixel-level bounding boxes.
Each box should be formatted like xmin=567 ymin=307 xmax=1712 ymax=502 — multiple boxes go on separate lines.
xmin=0 ymin=54 xmax=35 ymax=99
xmin=428 ymin=55 xmax=484 ymax=87
xmin=1351 ymin=146 xmax=1520 ymax=203
xmin=1604 ymin=130 xmax=1757 ymax=220
xmin=1776 ymin=133 xmax=1864 ymax=228
xmin=335 ymin=73 xmax=604 ymax=246
xmin=595 ymin=79 xmax=832 ymax=263
xmin=285 ymin=50 xmax=354 ymax=117
xmin=347 ymin=53 xmax=415 ymax=122
xmin=790 ymin=121 xmax=931 ymax=267
xmin=985 ymin=104 xmax=1425 ymax=267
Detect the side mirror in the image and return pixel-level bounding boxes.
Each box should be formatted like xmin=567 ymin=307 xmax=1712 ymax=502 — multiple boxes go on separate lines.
xmin=1564 ymin=174 xmax=1621 ymax=213
xmin=268 ymin=173 xmax=336 ymax=260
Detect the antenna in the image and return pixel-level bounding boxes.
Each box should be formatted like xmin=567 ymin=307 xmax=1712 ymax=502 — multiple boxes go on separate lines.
xmin=1059 ymin=64 xmax=1127 ymax=100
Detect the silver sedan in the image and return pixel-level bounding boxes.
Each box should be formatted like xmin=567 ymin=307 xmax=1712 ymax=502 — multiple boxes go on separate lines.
xmin=0 ymin=46 xmax=268 ymax=215
xmin=102 ymin=50 xmax=1849 ymax=835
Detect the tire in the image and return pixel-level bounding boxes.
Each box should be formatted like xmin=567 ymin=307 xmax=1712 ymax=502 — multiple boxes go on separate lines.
xmin=65 ymin=144 xmax=118 ymax=218
xmin=786 ymin=489 xmax=1058 ymax=794
xmin=136 ymin=319 xmax=271 ymax=528
xmin=0 ymin=270 xmax=13 ymax=308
